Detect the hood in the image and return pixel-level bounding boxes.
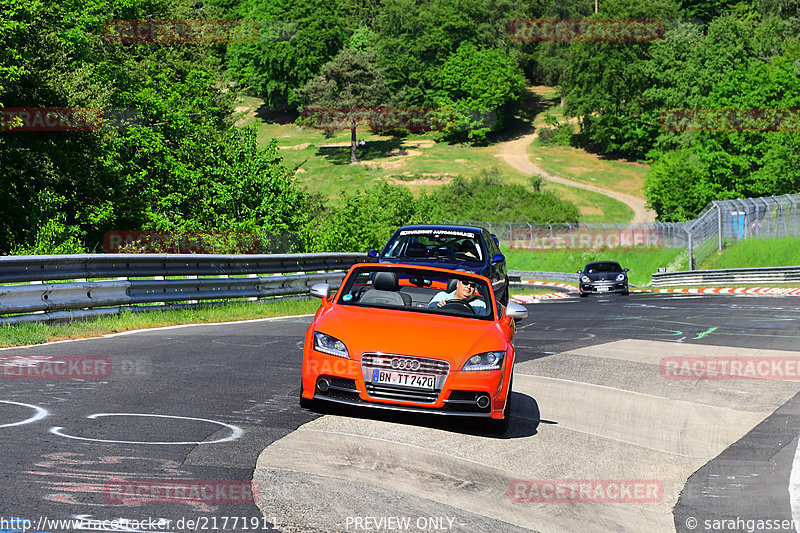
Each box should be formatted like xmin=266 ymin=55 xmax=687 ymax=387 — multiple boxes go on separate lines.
xmin=586 ymin=272 xmax=624 ymax=281
xmin=314 ymin=305 xmax=506 ymax=365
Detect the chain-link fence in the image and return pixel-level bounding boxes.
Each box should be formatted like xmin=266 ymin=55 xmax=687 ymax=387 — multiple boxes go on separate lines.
xmin=684 ymin=194 xmax=800 ymax=268
xmin=448 ymin=193 xmax=800 ymax=271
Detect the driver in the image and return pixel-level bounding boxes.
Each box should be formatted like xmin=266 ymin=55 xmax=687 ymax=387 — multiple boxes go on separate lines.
xmin=428 ymin=278 xmax=487 ymax=315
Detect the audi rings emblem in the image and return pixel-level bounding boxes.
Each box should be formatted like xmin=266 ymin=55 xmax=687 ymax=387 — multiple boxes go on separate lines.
xmin=390 ymin=358 xmax=421 ymax=371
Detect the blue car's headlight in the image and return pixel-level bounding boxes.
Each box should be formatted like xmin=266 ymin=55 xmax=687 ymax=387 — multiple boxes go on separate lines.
xmin=616 ymin=273 xmax=626 ymax=281
xmin=462 ymin=350 xmax=506 ymax=371
xmin=581 ymin=275 xmax=590 ymax=283
xmin=314 ymin=332 xmax=349 ymax=358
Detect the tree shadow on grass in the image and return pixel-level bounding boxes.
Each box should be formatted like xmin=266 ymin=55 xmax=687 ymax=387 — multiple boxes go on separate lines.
xmin=489 ymin=88 xmax=559 ymax=143
xmin=315 ymin=137 xmax=407 ymax=165
xmin=252 ymin=103 xmax=299 ymax=125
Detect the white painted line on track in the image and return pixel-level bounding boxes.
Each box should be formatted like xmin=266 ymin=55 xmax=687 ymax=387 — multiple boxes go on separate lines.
xmin=49 ymin=413 xmax=243 ymax=445
xmin=0 ymin=400 xmax=49 ymax=428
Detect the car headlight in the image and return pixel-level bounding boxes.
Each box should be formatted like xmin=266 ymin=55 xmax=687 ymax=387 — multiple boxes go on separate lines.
xmin=581 ymin=275 xmax=590 ymax=283
xmin=313 ymin=332 xmax=349 ymax=358
xmin=616 ymin=273 xmax=626 ymax=281
xmin=462 ymin=350 xmax=506 ymax=371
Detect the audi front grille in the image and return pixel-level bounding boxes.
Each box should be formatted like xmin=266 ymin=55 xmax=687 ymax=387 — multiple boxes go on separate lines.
xmin=361 ymin=353 xmax=450 ymax=404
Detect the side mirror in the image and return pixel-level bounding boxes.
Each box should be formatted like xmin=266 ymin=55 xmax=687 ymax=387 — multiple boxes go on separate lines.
xmin=310 ymin=283 xmax=331 ymax=299
xmin=491 ymin=253 xmax=505 ymax=264
xmin=367 ymin=250 xmax=379 ymax=260
xmin=506 ymin=301 xmax=528 ymax=320
xmin=576 ymin=270 xmax=582 ymax=274
xmin=624 ymin=268 xmax=629 ymax=272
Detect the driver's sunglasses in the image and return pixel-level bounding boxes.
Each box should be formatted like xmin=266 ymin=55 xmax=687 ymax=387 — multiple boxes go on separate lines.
xmin=460 ymin=280 xmax=477 ymax=288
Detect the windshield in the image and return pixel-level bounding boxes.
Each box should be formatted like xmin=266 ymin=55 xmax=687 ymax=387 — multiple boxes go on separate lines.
xmin=586 ymin=262 xmax=623 ymax=273
xmin=336 ymin=266 xmax=494 ymax=320
xmin=383 ymin=229 xmax=483 ymax=261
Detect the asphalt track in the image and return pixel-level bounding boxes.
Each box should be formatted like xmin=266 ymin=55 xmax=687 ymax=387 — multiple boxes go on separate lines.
xmin=1 ymin=293 xmax=800 ymax=533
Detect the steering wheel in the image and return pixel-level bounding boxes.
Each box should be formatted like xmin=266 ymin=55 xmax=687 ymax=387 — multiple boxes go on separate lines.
xmin=439 ymin=299 xmax=476 ymax=314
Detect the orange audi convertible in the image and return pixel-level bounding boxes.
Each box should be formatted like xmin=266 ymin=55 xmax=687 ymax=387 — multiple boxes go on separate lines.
xmin=300 ymin=263 xmax=528 ymax=434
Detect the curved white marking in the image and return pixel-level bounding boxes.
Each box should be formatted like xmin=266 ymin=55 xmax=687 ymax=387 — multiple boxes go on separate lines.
xmin=50 ymin=413 xmax=243 ymax=445
xmin=0 ymin=400 xmax=49 ymax=428
xmin=789 ymin=434 xmax=800 ymax=532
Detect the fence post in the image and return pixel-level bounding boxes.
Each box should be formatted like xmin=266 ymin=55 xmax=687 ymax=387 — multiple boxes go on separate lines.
xmin=761 ymin=197 xmax=770 ymax=238
xmin=527 ymin=222 xmax=533 ymax=250
xmin=788 ymin=195 xmax=798 ymax=237
xmin=685 ymin=225 xmax=693 ymax=270
xmin=714 ymin=201 xmax=722 ymax=251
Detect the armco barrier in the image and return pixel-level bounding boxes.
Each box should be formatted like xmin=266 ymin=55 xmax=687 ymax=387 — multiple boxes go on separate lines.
xmin=0 ymin=253 xmax=365 ymax=325
xmin=508 ymin=270 xmax=579 ymax=283
xmin=651 ymin=266 xmax=800 ymax=287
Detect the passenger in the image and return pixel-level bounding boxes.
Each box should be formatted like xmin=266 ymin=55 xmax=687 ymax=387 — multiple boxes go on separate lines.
xmin=428 ymin=278 xmax=487 ymax=315
xmin=457 ymin=240 xmax=478 ymax=259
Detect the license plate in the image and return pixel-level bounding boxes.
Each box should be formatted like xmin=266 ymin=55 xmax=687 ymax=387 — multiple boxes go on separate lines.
xmin=596 ymin=286 xmax=610 ymax=292
xmin=372 ymin=369 xmax=436 ymax=390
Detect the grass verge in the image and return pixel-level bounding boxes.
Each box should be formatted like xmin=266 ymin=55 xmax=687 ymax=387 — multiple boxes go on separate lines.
xmin=699 ymin=237 xmax=800 ymax=270
xmin=0 ymin=298 xmax=320 ymax=348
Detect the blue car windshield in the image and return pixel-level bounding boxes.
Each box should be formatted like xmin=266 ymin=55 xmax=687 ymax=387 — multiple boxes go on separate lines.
xmin=383 ymin=229 xmax=483 ymax=261
xmin=586 ymin=262 xmax=622 ymax=273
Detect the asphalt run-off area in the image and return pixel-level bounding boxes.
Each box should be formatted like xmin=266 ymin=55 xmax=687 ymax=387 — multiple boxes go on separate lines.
xmin=2 ymin=292 xmax=800 ymax=532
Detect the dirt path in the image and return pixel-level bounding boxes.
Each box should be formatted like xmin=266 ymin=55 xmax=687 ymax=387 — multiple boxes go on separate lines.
xmin=496 ymin=131 xmax=656 ymax=223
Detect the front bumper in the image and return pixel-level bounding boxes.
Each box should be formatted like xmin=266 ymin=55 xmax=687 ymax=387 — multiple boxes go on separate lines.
xmin=301 ymin=351 xmax=509 ymax=419
xmin=580 ymin=281 xmax=628 ymax=294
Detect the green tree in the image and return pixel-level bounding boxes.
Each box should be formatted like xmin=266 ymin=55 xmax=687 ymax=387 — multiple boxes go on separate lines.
xmin=300 ymin=48 xmax=389 ymax=163
xmin=225 ymin=0 xmax=347 ymax=108
xmin=434 ymin=42 xmax=526 ymax=141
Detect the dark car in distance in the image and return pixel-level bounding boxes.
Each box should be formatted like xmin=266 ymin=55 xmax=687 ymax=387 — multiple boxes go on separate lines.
xmin=578 ymin=261 xmax=629 ymax=297
xmin=368 ymin=225 xmax=509 ymax=306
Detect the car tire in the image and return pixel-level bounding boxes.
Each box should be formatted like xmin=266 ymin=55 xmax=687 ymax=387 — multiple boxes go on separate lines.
xmin=579 ymin=292 xmax=588 ymax=298
xmin=488 ymin=375 xmax=512 ymax=435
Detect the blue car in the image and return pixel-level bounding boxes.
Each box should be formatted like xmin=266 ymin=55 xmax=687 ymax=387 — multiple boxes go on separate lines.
xmin=368 ymin=225 xmax=510 ymax=306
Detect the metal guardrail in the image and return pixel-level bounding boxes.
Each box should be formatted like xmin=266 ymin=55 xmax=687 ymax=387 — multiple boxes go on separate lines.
xmin=651 ymin=266 xmax=800 ymax=287
xmin=508 ymin=270 xmax=579 ymax=283
xmin=0 ymin=253 xmax=366 ymax=325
